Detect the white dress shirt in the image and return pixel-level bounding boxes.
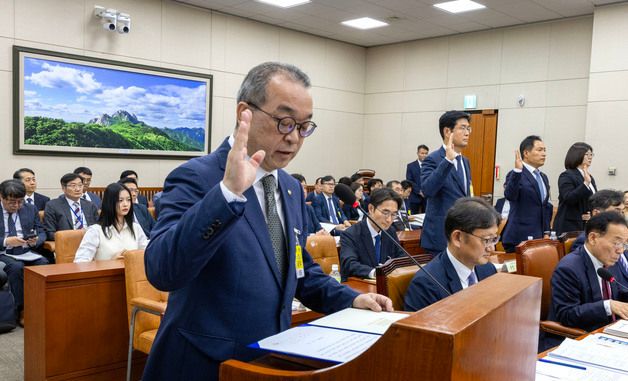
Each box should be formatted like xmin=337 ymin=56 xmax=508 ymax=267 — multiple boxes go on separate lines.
xmin=2 ymin=207 xmax=23 ymax=250
xmin=583 ymin=245 xmax=612 ymax=316
xmin=24 ymin=194 xmax=35 ymax=206
xmin=74 ymin=222 xmax=148 ymax=262
xmin=447 ymin=248 xmax=475 ymax=289
xmin=513 ymin=162 xmax=547 ymax=199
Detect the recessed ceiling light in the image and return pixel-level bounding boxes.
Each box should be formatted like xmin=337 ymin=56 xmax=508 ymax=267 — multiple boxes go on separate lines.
xmin=341 ymin=17 xmax=388 ymax=30
xmin=256 ymin=0 xmax=310 ymax=8
xmin=434 ymin=0 xmax=486 ymax=14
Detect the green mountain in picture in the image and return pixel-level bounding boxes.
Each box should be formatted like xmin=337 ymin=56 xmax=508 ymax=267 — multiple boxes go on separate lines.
xmin=24 ymin=110 xmax=205 ymax=152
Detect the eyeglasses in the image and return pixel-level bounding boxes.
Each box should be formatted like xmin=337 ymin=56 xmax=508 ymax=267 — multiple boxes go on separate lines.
xmin=611 ymin=241 xmax=628 ymax=251
xmin=376 ymin=208 xmax=399 ymax=220
xmin=464 ymin=231 xmax=500 ymax=247
xmin=322 ymin=182 xmax=335 ymax=186
xmin=456 ymin=125 xmax=472 ymax=133
xmin=4 ymin=199 xmax=24 ymax=206
xmin=247 ymin=102 xmax=317 ymax=138
xmin=65 ymin=183 xmax=84 ymax=190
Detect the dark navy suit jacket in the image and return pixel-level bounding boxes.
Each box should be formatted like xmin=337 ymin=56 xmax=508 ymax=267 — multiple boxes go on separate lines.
xmin=142 ymin=138 xmax=358 ymax=381
xmin=32 ymin=192 xmax=50 ymax=212
xmin=420 ymin=147 xmax=471 ymax=252
xmin=339 ymin=219 xmax=404 ymax=281
xmin=553 ymin=169 xmax=596 ymax=234
xmin=133 ymin=203 xmax=155 ymax=238
xmin=304 ymin=204 xmax=322 ymax=235
xmin=406 ymin=160 xmax=423 ymax=212
xmin=42 ymin=197 xmax=99 ymax=241
xmin=85 ymin=191 xmax=102 ymax=209
xmin=502 ymin=167 xmax=552 ymax=247
xmin=311 ymin=193 xmax=347 ymax=224
xmin=0 ymin=203 xmax=46 ymax=251
xmin=404 ymin=250 xmax=497 ymax=311
xmin=548 ymin=246 xmax=628 ymax=332
xmin=570 ymin=233 xmax=628 ymax=288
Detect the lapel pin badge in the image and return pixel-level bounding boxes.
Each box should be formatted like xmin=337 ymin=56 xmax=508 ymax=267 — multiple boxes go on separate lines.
xmin=288 ymin=189 xmax=292 ymax=196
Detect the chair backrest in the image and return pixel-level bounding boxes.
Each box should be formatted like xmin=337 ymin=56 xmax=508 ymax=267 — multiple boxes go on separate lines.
xmin=54 ymin=230 xmax=86 ymax=263
xmin=515 ymin=239 xmax=561 ymax=320
xmin=375 ymin=255 xmax=431 ymax=310
xmin=306 ymin=235 xmax=338 ymax=274
xmin=123 ymin=249 xmax=168 ymax=349
xmin=38 ymin=210 xmax=44 ymax=223
xmin=559 ymin=231 xmax=582 ymax=257
xmin=147 ymin=207 xmax=156 ymax=219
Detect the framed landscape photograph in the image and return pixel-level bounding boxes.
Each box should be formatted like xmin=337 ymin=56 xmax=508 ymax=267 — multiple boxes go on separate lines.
xmin=13 ymin=46 xmax=212 ymax=159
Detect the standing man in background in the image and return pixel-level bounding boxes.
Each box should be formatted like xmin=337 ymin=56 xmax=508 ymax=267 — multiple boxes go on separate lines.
xmin=406 ymin=144 xmax=429 ymax=214
xmin=143 ymin=62 xmax=392 ymax=381
xmin=501 ymin=135 xmax=552 ymax=252
xmin=421 ymin=111 xmax=472 ymax=254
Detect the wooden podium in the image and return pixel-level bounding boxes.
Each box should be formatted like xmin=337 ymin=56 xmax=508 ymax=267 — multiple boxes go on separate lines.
xmin=220 ymin=273 xmax=542 ymax=380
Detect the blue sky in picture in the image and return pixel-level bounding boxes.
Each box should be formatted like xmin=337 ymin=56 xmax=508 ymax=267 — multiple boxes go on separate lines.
xmin=23 ymin=56 xmax=208 ymax=130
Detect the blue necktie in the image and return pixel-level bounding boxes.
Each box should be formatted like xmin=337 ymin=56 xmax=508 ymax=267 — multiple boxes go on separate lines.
xmin=534 ymin=169 xmax=546 ymax=202
xmin=327 ymin=197 xmax=339 ymax=224
xmin=374 ymin=234 xmax=381 ymax=264
xmin=468 ymin=271 xmax=478 ymax=286
xmin=456 ymin=156 xmax=466 ymax=195
xmin=7 ymin=213 xmax=24 ymax=255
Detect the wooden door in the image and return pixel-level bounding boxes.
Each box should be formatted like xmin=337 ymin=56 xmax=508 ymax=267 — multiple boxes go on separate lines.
xmin=461 ymin=110 xmax=498 ymax=203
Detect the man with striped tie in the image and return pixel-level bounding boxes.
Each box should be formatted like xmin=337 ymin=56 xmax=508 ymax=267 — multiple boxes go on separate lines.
xmin=43 ymin=173 xmax=99 ymax=241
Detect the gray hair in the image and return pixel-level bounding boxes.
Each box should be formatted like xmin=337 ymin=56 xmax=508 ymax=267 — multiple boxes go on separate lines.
xmin=236 ymin=62 xmax=311 ymax=106
xmin=0 ymin=179 xmax=26 ymax=199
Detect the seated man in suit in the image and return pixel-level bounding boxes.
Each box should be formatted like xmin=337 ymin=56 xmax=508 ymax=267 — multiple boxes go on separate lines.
xmin=305 ymin=177 xmax=322 ymax=203
xmin=119 ymin=170 xmax=149 ymax=207
xmin=339 ymin=188 xmax=405 ymax=281
xmin=118 ymin=177 xmax=155 ymax=238
xmin=13 ymin=168 xmax=49 ymax=211
xmin=0 ymin=180 xmax=48 ymax=326
xmin=73 ymin=167 xmax=102 ymax=209
xmin=291 ymin=174 xmax=327 ymax=236
xmin=404 ymin=197 xmax=499 ymax=311
xmin=406 ymin=144 xmax=429 ymax=214
xmin=502 ymin=135 xmax=553 ymax=252
xmin=569 ymin=190 xmax=628 ymax=292
xmin=421 ymin=111 xmax=472 ymax=254
xmin=387 ymin=180 xmax=412 ymax=231
xmin=312 ymin=175 xmax=351 ymax=232
xmin=43 ymin=173 xmax=99 ymax=241
xmin=548 ymin=212 xmax=628 ymax=333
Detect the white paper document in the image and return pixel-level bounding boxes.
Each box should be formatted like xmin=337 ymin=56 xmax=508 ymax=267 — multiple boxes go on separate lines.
xmin=309 ymin=308 xmax=408 ymax=335
xmin=548 ymin=335 xmax=628 ymax=374
xmin=4 ymin=250 xmax=43 ymax=261
xmin=536 ymin=358 xmax=628 ymax=381
xmin=604 ymin=320 xmax=628 ymax=338
xmin=252 ymin=325 xmax=380 ymax=363
xmin=320 ymin=223 xmax=336 ymax=233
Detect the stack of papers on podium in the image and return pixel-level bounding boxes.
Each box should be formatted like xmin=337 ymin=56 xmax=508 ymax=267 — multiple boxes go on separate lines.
xmin=604 ymin=319 xmax=628 ymax=338
xmin=249 ymin=308 xmax=408 ymax=363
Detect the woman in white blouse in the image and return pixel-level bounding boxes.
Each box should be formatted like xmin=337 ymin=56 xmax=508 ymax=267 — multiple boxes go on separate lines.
xmin=74 ymin=183 xmax=148 ymax=262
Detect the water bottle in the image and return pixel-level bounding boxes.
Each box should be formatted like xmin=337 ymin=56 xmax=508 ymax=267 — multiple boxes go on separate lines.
xmin=330 ymin=264 xmax=341 ymax=283
xmin=550 ymin=231 xmax=557 ymax=240
xmin=527 ymin=236 xmax=533 ymax=241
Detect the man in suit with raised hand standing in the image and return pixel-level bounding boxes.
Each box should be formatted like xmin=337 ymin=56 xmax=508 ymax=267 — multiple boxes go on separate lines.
xmin=420 ymin=111 xmax=472 ymax=254
xmin=501 ymin=135 xmax=553 ymax=252
xmin=143 ymin=62 xmax=392 ymax=381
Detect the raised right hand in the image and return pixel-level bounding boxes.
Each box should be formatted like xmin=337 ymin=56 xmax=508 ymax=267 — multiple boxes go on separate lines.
xmin=445 ymin=133 xmax=456 ymax=161
xmin=514 ymin=149 xmax=523 ymax=170
xmin=582 ymin=164 xmax=592 ymax=184
xmin=223 ymin=109 xmax=266 ymax=197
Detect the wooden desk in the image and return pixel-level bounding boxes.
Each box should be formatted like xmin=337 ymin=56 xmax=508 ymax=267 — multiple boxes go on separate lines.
xmin=397 ymin=229 xmax=425 ymax=256
xmin=24 ymin=260 xmax=145 ymax=381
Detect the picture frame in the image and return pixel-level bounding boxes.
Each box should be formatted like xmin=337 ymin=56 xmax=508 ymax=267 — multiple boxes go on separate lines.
xmin=13 ymin=45 xmax=212 ymax=159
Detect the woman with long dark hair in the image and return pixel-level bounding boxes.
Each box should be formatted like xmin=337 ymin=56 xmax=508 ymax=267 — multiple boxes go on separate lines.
xmin=74 ymin=183 xmax=148 ymax=262
xmin=553 ymin=142 xmax=597 ymax=234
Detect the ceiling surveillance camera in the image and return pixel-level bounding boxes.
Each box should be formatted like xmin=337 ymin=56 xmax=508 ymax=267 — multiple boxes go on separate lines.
xmin=117 ymin=13 xmax=131 ymax=34
xmin=94 ymin=5 xmax=118 ymax=32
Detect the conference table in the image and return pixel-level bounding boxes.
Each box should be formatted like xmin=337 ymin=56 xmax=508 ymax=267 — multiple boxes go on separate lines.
xmin=23 ymin=262 xmax=377 ymax=381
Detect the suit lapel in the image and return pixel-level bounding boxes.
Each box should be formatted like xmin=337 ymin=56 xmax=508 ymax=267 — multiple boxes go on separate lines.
xmin=62 ymin=200 xmax=74 ymax=228
xmin=442 ymin=253 xmax=463 ymax=293
xmin=278 ymin=171 xmax=298 ymax=296
xmin=522 ymin=167 xmax=543 ymax=204
xmin=360 ymin=220 xmax=377 ymax=267
xmin=18 ymin=207 xmax=31 ymax=233
xmin=580 ymin=250 xmax=603 ymax=302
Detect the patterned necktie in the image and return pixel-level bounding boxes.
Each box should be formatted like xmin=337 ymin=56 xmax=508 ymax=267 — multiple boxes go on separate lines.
xmin=601 ymin=272 xmax=616 ymax=322
xmin=26 ymin=198 xmax=33 ymax=205
xmin=374 ymin=234 xmax=381 ymax=264
xmin=456 ymin=156 xmax=467 ymax=195
xmin=7 ymin=213 xmax=24 ymax=255
xmin=534 ymin=169 xmax=546 ymax=202
xmin=327 ymin=197 xmax=339 ymax=224
xmin=73 ymin=202 xmax=84 ymax=229
xmin=468 ymin=271 xmax=478 ymax=286
xmin=261 ymin=175 xmax=287 ymax=283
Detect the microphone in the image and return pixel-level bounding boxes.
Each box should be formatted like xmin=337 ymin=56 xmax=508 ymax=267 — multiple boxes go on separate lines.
xmin=334 ymin=183 xmax=451 ymax=297
xmin=597 ymin=267 xmax=628 ymax=291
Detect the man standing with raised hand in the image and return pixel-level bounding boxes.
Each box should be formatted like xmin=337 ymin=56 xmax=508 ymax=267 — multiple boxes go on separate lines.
xmin=143 ymin=62 xmax=392 ymax=381
xmin=420 ymin=111 xmax=472 ymax=254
